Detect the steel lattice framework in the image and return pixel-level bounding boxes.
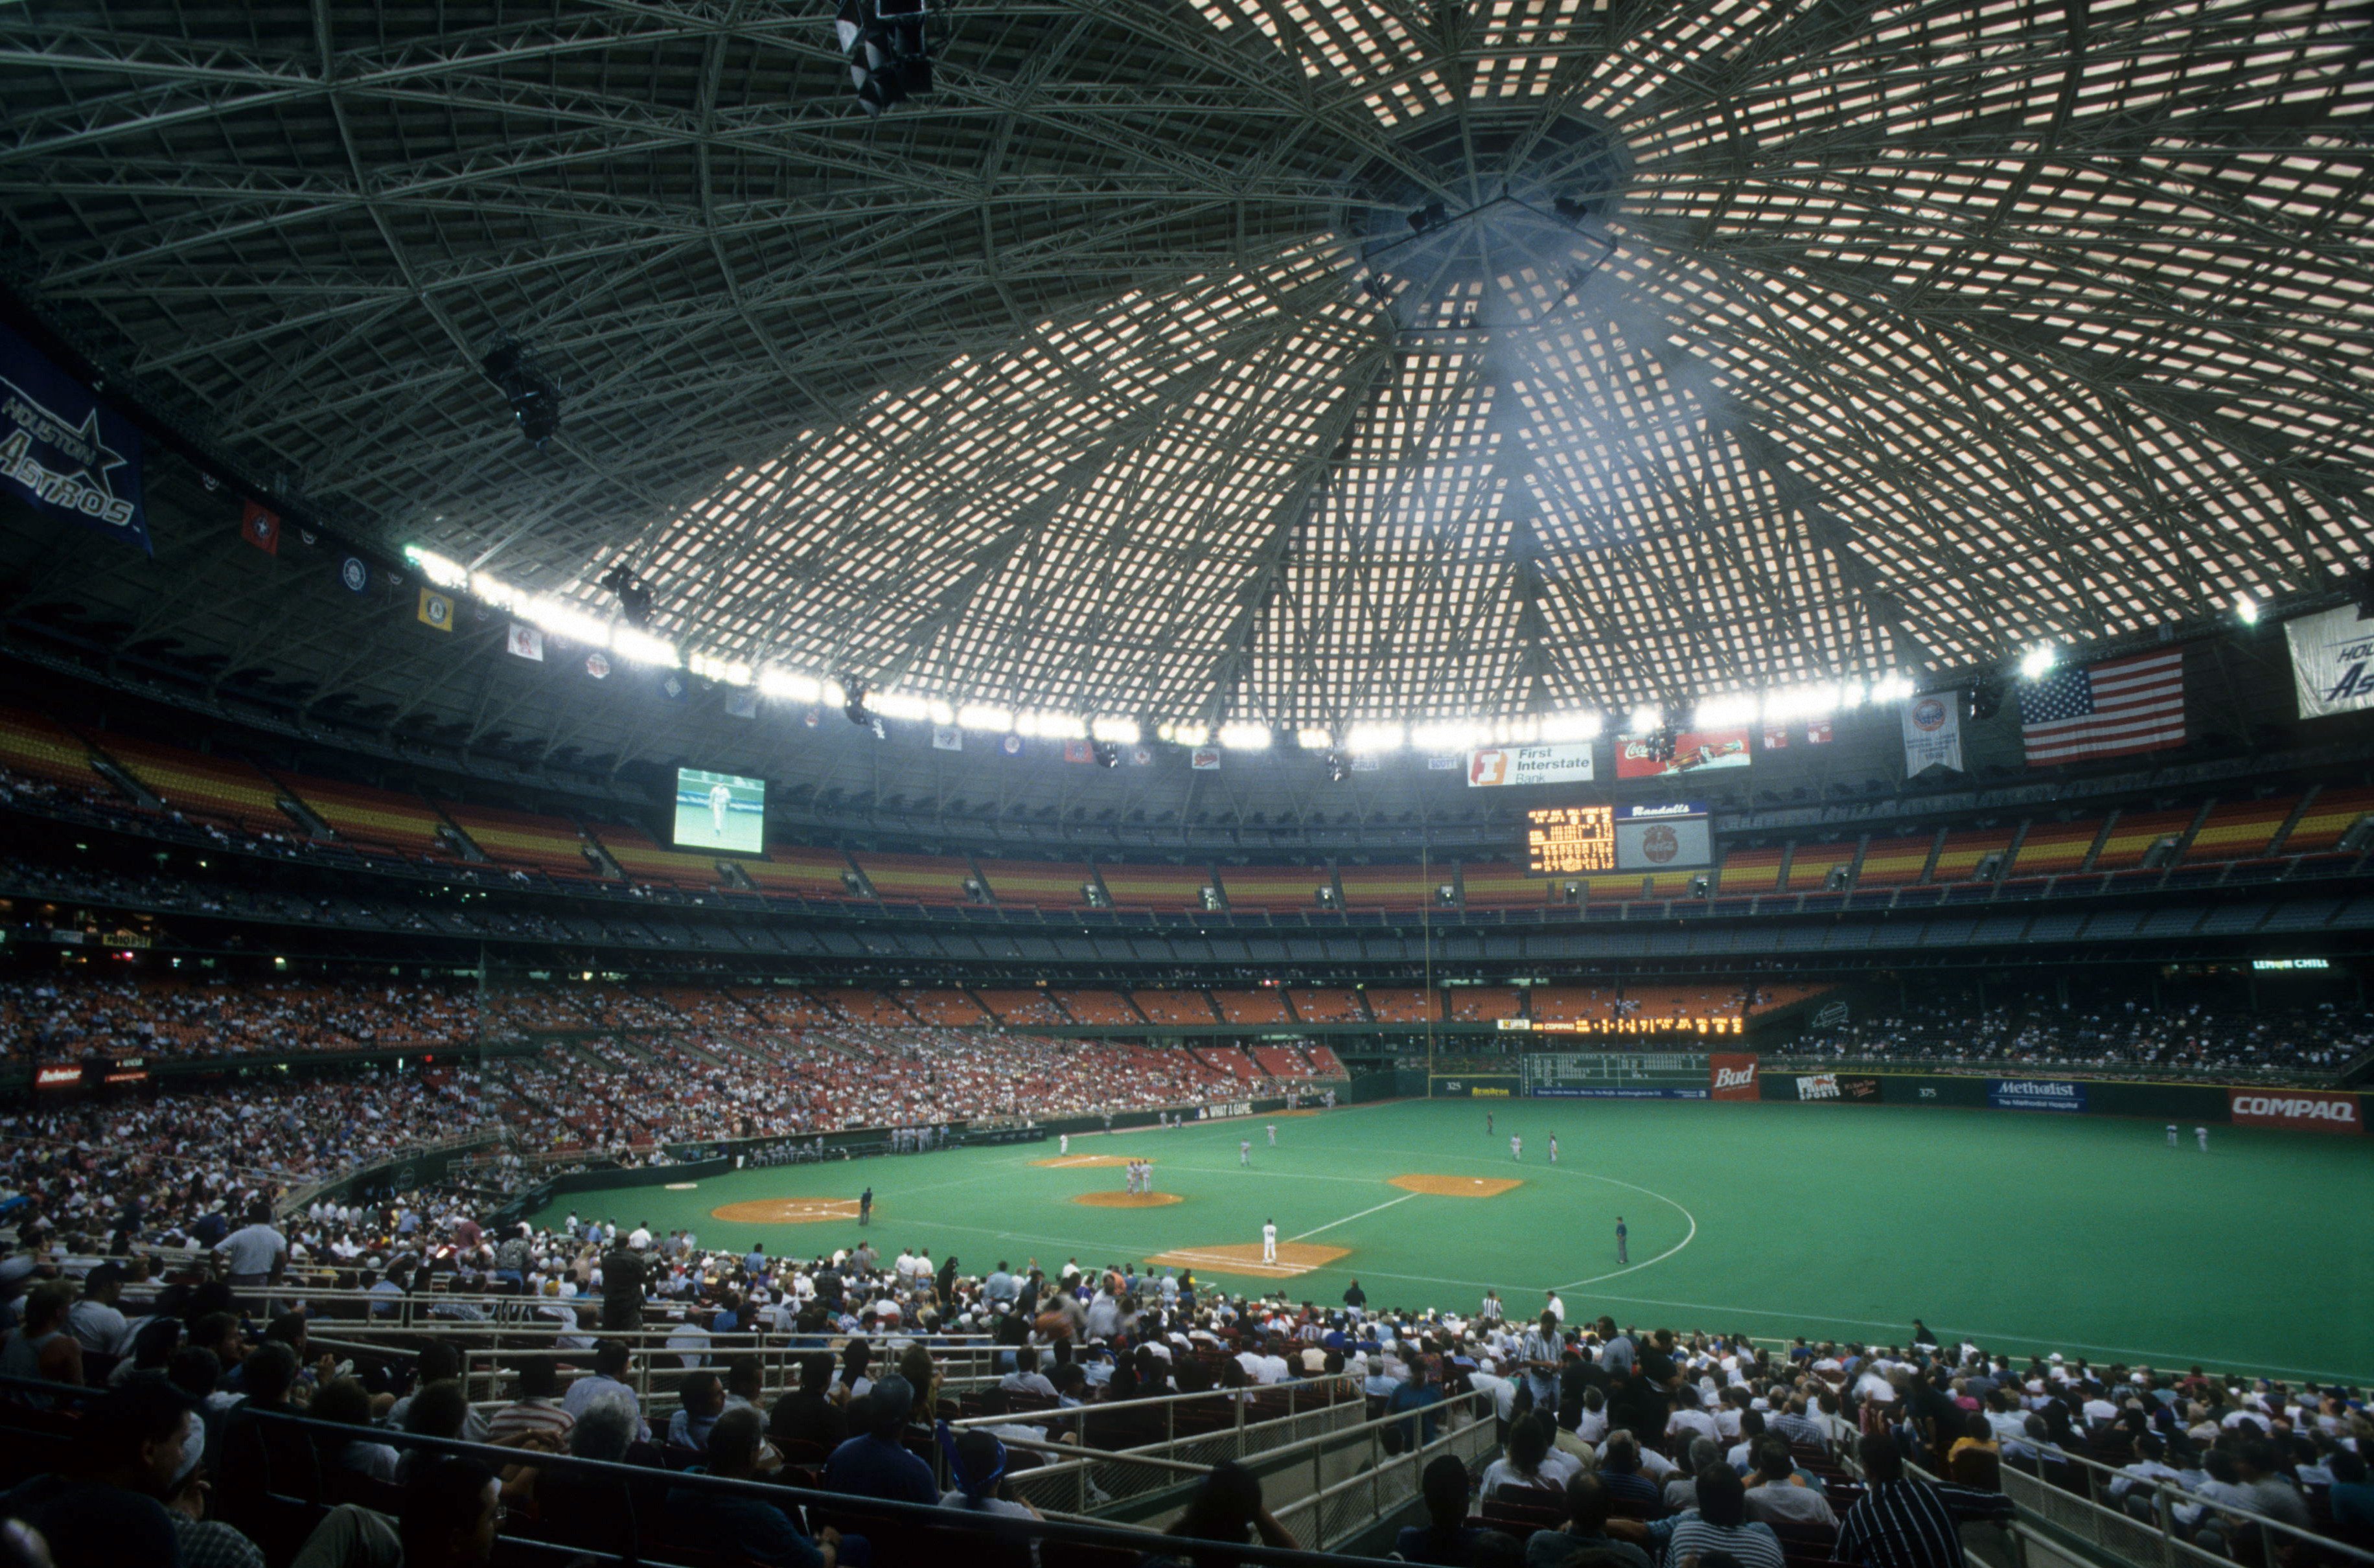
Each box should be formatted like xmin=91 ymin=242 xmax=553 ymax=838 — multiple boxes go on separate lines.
xmin=4 ymin=0 xmax=2369 ymax=733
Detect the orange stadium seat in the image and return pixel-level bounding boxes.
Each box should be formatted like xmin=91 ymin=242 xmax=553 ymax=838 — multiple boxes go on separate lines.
xmin=741 ymin=846 xmax=859 ymax=899
xmin=1365 ymin=988 xmax=1444 ymax=1022
xmin=1854 ymin=832 xmax=1933 ymax=887
xmin=974 ymin=989 xmax=1066 ymax=1026
xmin=901 ymin=989 xmax=987 ymax=1025
xmin=975 ymin=857 xmax=1095 ymax=910
xmin=1287 ymin=987 xmax=1365 ymax=1023
xmin=1713 ymin=847 xmax=1782 ymax=894
xmin=2182 ymin=796 xmax=2296 ymax=862
xmin=1930 ymin=828 xmax=2013 ymax=883
xmin=821 ymin=989 xmax=917 ymax=1025
xmin=1448 ymin=987 xmax=1521 ymax=1021
xmin=98 ymin=735 xmax=292 ymax=836
xmin=1056 ymin=990 xmax=1139 ymax=1026
xmin=1192 ymin=1046 xmax=1259 ymax=1083
xmin=1334 ymin=863 xmax=1431 ymax=908
xmin=2091 ymin=807 xmax=2198 ymax=871
xmin=1133 ymin=989 xmax=1217 ymax=1024
xmin=1216 ymin=864 xmax=1331 ymax=911
xmin=1304 ymin=1045 xmax=1349 ymax=1078
xmin=441 ymin=803 xmax=603 ymax=880
xmin=1250 ymin=1046 xmax=1305 ymax=1078
xmin=1785 ymin=844 xmax=1855 ymax=891
xmin=281 ymin=774 xmax=456 ymax=860
xmin=2279 ymin=787 xmax=2374 ymax=854
xmin=595 ymin=825 xmax=730 ymax=887
xmin=1530 ymin=986 xmax=1615 ymax=1022
xmin=851 ymin=851 xmax=972 ymax=905
xmin=2009 ymin=818 xmax=2101 ymax=878
xmin=1214 ymin=990 xmax=1291 ymax=1025
xmin=0 ymin=707 xmax=113 ymax=792
xmin=1458 ymin=861 xmax=1549 ymax=909
xmin=1095 ymin=861 xmax=1212 ymax=911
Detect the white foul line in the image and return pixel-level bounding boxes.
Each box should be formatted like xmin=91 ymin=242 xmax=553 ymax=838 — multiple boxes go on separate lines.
xmin=1291 ymin=1190 xmax=1418 ymax=1241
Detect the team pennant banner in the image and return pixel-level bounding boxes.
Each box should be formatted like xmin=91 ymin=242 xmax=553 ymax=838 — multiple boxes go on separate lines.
xmin=505 ymin=623 xmax=545 ymax=661
xmin=0 ymin=321 xmax=150 ymax=555
xmin=416 ymin=588 xmax=454 ymax=632
xmin=2285 ymin=604 xmax=2374 ymax=720
xmin=240 ymin=500 xmax=281 ymax=555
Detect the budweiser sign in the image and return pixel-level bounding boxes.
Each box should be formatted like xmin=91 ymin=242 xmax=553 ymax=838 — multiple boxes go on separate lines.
xmin=2228 ymin=1089 xmax=2362 ymax=1134
xmin=1710 ymin=1053 xmax=1760 ymax=1101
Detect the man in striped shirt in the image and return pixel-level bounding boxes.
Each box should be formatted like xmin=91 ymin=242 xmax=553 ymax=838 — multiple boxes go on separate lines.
xmin=1836 ymin=1433 xmax=2014 ymax=1568
xmin=1608 ymin=1464 xmax=1787 ymax=1568
xmin=487 ymin=1356 xmax=575 ymax=1447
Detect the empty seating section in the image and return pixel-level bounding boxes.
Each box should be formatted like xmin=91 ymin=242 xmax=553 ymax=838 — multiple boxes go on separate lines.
xmin=443 ymin=803 xmax=601 ymax=879
xmin=1306 ymin=1045 xmax=1348 ymax=1076
xmin=1214 ymin=989 xmax=1291 ymax=1025
xmin=2184 ymin=797 xmax=2296 ymax=862
xmin=1133 ymin=989 xmax=1217 ymax=1024
xmin=1747 ymin=982 xmax=1828 ymax=1014
xmin=1644 ymin=870 xmax=1698 ymax=897
xmin=0 ymin=707 xmax=110 ymax=790
xmin=1854 ymin=832 xmax=1933 ymax=887
xmin=1250 ymin=1046 xmax=1307 ymax=1078
xmin=1055 ymin=990 xmax=1139 ymax=1025
xmin=1587 ymin=872 xmax=1648 ymax=901
xmin=284 ymin=775 xmax=455 ymax=859
xmin=1530 ymin=986 xmax=1615 ymax=1022
xmin=1714 ymin=847 xmax=1782 ymax=894
xmin=101 ymin=735 xmax=290 ymax=834
xmin=974 ymin=989 xmax=1066 ymax=1026
xmin=1334 ymin=863 xmax=1431 ymax=908
xmin=820 ymin=988 xmax=916 ymax=1025
xmin=1449 ymin=987 xmax=1521 ymax=1021
xmin=1930 ymin=828 xmax=2014 ymax=883
xmin=596 ymin=826 xmax=727 ymax=887
xmin=2281 ymin=786 xmax=2374 ymax=854
xmin=1786 ymin=844 xmax=1855 ymax=890
xmin=852 ymin=851 xmax=970 ymax=905
xmin=1288 ymin=988 xmax=1365 ymax=1022
xmin=1094 ymin=860 xmax=1210 ymax=910
xmin=1626 ymin=984 xmax=1743 ymax=1020
xmin=1366 ymin=987 xmax=1443 ymax=1022
xmin=1192 ymin=1045 xmax=1259 ymax=1082
xmin=2092 ymin=807 xmax=2199 ymax=871
xmin=974 ymin=857 xmax=1092 ymax=910
xmin=901 ymin=989 xmax=987 ymax=1025
xmin=742 ymin=846 xmax=855 ymax=899
xmin=1217 ymin=864 xmax=1328 ymax=911
xmin=2011 ymin=819 xmax=2102 ymax=878
xmin=1458 ymin=861 xmax=1547 ymax=908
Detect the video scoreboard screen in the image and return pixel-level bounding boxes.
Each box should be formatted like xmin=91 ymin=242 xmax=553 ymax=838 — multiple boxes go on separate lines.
xmin=1525 ymin=805 xmax=1615 ymax=875
xmin=673 ymin=767 xmax=766 ymax=855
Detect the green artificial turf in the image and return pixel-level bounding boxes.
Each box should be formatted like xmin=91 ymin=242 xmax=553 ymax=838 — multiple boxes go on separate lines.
xmin=523 ymin=1098 xmax=2374 ymax=1380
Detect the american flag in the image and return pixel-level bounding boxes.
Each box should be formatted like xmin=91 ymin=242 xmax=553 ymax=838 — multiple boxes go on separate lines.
xmin=2019 ymin=649 xmax=2185 ymax=767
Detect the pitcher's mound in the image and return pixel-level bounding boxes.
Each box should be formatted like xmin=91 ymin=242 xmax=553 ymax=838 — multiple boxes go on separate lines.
xmin=1073 ymin=1192 xmax=1183 ymax=1208
xmin=1147 ymin=1242 xmax=1348 ymax=1280
xmin=709 ymin=1198 xmax=864 ymax=1224
xmin=1391 ymin=1174 xmax=1522 ymax=1197
xmin=1030 ymin=1155 xmax=1148 ymax=1169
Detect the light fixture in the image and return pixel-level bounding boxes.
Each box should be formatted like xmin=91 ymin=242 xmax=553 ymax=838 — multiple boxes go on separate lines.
xmin=1966 ymin=676 xmax=2004 ymax=721
xmin=2018 ymin=644 xmax=2058 ymax=682
xmin=1407 ymin=200 xmax=1448 ymax=233
xmin=597 ymin=564 xmax=652 ymax=628
xmin=479 ymin=338 xmax=560 ymax=449
xmin=2235 ymin=594 xmax=2261 ymax=627
xmin=1324 ymin=752 xmax=1350 ymax=783
xmin=836 ymin=0 xmax=934 ymax=115
xmin=1344 ymin=722 xmax=1403 ymax=754
xmin=842 ymin=675 xmax=871 ymax=727
xmin=1296 ymin=728 xmax=1334 ymax=750
xmin=1218 ymin=722 xmax=1273 ymax=751
xmin=1628 ymin=704 xmax=1663 ymax=735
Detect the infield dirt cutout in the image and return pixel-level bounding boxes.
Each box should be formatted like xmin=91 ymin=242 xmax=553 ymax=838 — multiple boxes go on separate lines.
xmin=1072 ymin=1191 xmax=1184 ymax=1208
xmin=709 ymin=1198 xmax=864 ymax=1225
xmin=1147 ymin=1242 xmax=1349 ymax=1280
xmin=1029 ymin=1154 xmax=1149 ymax=1169
xmin=1390 ymin=1174 xmax=1523 ymax=1197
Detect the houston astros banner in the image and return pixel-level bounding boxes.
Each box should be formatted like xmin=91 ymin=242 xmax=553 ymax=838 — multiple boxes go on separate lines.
xmin=1 ymin=321 xmax=151 ymax=555
xmin=2284 ymin=604 xmax=2374 ymax=720
xmin=1900 ymin=692 xmax=1963 ymax=774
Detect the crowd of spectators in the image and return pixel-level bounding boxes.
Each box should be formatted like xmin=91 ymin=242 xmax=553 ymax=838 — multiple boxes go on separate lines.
xmin=1797 ymin=994 xmax=2372 ymax=1077
xmin=4 ymin=1190 xmax=2369 ymax=1568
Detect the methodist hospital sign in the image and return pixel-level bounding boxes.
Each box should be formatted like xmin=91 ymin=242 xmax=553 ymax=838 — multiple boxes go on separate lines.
xmin=2229 ymin=1089 xmax=2362 ymax=1135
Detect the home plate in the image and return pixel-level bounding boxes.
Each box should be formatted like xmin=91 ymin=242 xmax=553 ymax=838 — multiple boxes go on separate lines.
xmin=709 ymin=1198 xmax=863 ymax=1224
xmin=1147 ymin=1242 xmax=1348 ymax=1280
xmin=1390 ymin=1175 xmax=1522 ymax=1197
xmin=1030 ymin=1155 xmax=1149 ymax=1169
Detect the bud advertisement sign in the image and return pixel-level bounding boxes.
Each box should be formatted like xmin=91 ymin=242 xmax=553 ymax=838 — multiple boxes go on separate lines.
xmin=1616 ymin=728 xmax=1751 ymax=779
xmin=2284 ymin=604 xmax=2374 ymax=719
xmin=2228 ymin=1088 xmax=2361 ymax=1134
xmin=1709 ymin=1053 xmax=1759 ymax=1100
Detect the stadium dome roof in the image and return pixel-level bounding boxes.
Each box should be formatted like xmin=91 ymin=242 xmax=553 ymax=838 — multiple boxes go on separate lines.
xmin=5 ymin=0 xmax=2370 ymax=735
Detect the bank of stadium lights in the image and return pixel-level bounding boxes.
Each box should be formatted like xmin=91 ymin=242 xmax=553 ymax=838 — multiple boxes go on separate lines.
xmin=2018 ymin=645 xmax=2060 ymax=682
xmin=1688 ymin=676 xmax=1916 ymax=731
xmin=402 ymin=548 xmax=680 ymax=666
xmin=1217 ymin=722 xmax=1273 ymax=751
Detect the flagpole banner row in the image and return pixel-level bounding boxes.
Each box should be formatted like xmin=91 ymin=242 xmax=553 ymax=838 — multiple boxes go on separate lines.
xmin=2285 ymin=604 xmax=2374 ymax=719
xmin=1 ymin=321 xmax=150 ymax=555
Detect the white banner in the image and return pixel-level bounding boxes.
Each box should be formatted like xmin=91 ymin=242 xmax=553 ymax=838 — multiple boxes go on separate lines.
xmin=2285 ymin=604 xmax=2374 ymax=720
xmin=505 ymin=623 xmax=545 ymax=662
xmin=1467 ymin=741 xmax=1595 ymax=787
xmin=1900 ymin=693 xmax=1961 ymax=774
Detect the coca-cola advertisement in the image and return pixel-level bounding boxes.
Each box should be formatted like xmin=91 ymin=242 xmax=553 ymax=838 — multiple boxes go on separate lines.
xmin=1709 ymin=1052 xmax=1759 ymax=1101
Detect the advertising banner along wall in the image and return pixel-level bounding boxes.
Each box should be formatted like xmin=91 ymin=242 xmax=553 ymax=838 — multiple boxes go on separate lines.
xmin=1794 ymin=1074 xmax=1881 ymax=1102
xmin=1615 ymin=728 xmax=1751 ymax=778
xmin=1468 ymin=741 xmax=1595 ymax=787
xmin=2228 ymin=1088 xmax=2362 ymax=1134
xmin=1709 ymin=1053 xmax=1759 ymax=1100
xmin=1988 ymin=1078 xmax=2089 ymax=1113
